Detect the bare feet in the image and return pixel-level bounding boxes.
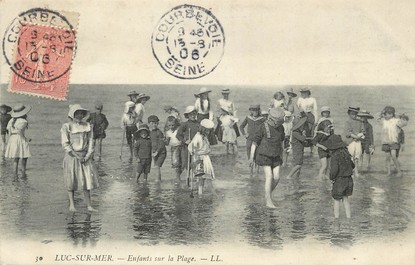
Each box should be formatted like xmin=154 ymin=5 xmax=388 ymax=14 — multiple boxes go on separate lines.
xmin=266 ymin=202 xmax=277 ymax=209
xmin=87 ymin=206 xmax=98 ymax=212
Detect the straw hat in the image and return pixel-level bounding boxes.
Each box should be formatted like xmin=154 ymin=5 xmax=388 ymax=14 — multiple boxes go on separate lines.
xmin=287 ymin=88 xmax=297 ymax=97
xmin=221 ymin=88 xmax=230 ymax=94
xmin=300 ymin=87 xmax=310 ymax=93
xmin=322 ymin=134 xmax=347 ymax=150
xmin=195 ymin=87 xmax=211 ymax=96
xmin=357 ymin=110 xmax=374 ymax=119
xmin=127 ymin=90 xmax=139 ymax=96
xmin=347 ymin=106 xmax=360 ymax=113
xmin=137 ymin=123 xmax=150 ymax=133
xmin=68 ymin=104 xmax=88 ymax=119
xmin=137 ymin=93 xmax=150 ymax=101
xmin=10 ymin=104 xmax=32 ymax=118
xmin=321 ymin=106 xmax=330 ymax=113
xmin=0 ymin=104 xmax=12 ymax=113
xmin=200 ymin=119 xmax=214 ymax=129
xmin=184 ymin=105 xmax=196 ymax=114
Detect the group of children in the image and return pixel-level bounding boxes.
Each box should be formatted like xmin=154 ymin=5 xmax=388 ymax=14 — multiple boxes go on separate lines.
xmin=0 ymin=87 xmax=410 ymax=218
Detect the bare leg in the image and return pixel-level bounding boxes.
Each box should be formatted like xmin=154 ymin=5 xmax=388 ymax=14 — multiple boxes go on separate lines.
xmin=286 ymin=165 xmax=301 ymax=179
xmin=390 ymin=150 xmax=402 ymax=177
xmin=271 ymin=166 xmax=280 ymax=192
xmin=97 ymin=138 xmax=103 ymax=159
xmin=198 ymin=178 xmax=205 ymax=195
xmin=263 ymin=166 xmax=276 ymax=208
xmin=226 ymin=143 xmax=229 ymax=154
xmin=136 ymin=172 xmax=141 ymax=182
xmin=13 ymin=158 xmax=19 ymax=177
xmin=385 ymin=152 xmax=391 ymax=176
xmin=367 ymin=154 xmax=372 ymax=170
xmin=1 ymin=135 xmax=5 ymax=159
xmin=318 ymin=157 xmax=327 ymax=179
xmin=334 ymin=199 xmax=340 ymax=218
xmin=68 ymin=191 xmax=76 ymax=212
xmin=353 ymin=157 xmax=359 ymax=177
xmin=129 ymin=143 xmax=133 ymax=160
xmin=343 ymin=196 xmax=351 ymax=218
xmin=156 ymin=166 xmax=161 ymax=182
xmin=175 ymin=168 xmax=181 ymax=182
xmin=84 ymin=190 xmax=98 ymax=212
xmin=143 ymin=173 xmax=148 ymax=182
xmin=21 ymin=158 xmax=28 ymax=177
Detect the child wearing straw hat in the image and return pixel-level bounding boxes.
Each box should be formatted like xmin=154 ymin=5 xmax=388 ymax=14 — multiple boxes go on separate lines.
xmin=218 ymin=106 xmax=239 ymax=154
xmin=239 ymin=104 xmax=265 ymax=160
xmin=176 ymin=106 xmax=200 ymax=178
xmin=61 ymin=104 xmax=99 ymax=212
xmin=0 ymin=104 xmax=12 ymax=159
xmin=357 ymin=110 xmax=374 ymax=170
xmin=134 ymin=124 xmax=152 ymax=182
xmin=88 ymin=101 xmax=109 ymax=160
xmin=285 ymin=88 xmax=297 ymax=114
xmin=121 ymin=101 xmax=139 ymax=159
xmin=135 ymin=94 xmax=150 ymax=124
xmin=188 ymin=119 xmax=216 ymax=196
xmin=321 ymin=134 xmax=354 ymax=220
xmin=250 ymin=108 xmax=285 ymax=208
xmin=194 ymin=87 xmax=218 ymax=145
xmin=343 ymin=106 xmax=364 ymax=177
xmin=5 ymin=104 xmax=32 ymax=177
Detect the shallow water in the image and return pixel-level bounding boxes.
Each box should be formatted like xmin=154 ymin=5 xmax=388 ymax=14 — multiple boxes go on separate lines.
xmin=0 ymin=85 xmax=414 ymax=249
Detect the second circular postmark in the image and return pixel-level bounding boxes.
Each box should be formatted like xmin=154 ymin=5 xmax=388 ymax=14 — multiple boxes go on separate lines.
xmin=151 ymin=4 xmax=225 ymax=79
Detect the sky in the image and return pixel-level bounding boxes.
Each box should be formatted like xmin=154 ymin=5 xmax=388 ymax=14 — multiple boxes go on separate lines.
xmin=1 ymin=0 xmax=414 ymax=86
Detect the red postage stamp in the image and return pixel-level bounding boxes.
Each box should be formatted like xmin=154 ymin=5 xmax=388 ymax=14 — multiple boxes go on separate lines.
xmin=3 ymin=8 xmax=79 ymax=100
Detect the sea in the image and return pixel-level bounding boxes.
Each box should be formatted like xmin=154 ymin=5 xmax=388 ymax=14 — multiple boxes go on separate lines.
xmin=0 ymin=85 xmax=414 ymax=262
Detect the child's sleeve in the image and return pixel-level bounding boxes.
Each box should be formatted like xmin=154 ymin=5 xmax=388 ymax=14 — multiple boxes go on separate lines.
xmin=292 ymin=130 xmax=307 ymax=142
xmin=86 ymin=126 xmax=95 ymax=159
xmin=61 ymin=124 xmax=73 ymax=153
xmin=176 ymin=124 xmax=185 ymax=142
xmin=103 ymin=114 xmax=109 ymax=130
xmin=133 ymin=140 xmax=140 ymax=158
xmin=329 ymin=154 xmax=339 ymax=181
xmin=239 ymin=117 xmax=248 ymax=135
xmin=312 ymin=133 xmax=322 ymax=145
xmin=157 ymin=130 xmax=166 ymax=152
xmin=252 ymin=124 xmax=264 ymax=145
xmin=121 ymin=114 xmax=126 ymax=128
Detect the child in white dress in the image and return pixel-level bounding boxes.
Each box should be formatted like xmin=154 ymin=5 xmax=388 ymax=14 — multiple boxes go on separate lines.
xmin=5 ymin=104 xmax=32 ymax=178
xmin=219 ymin=107 xmax=239 ymax=154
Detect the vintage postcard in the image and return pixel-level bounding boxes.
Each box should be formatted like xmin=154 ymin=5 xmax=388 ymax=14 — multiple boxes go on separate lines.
xmin=0 ymin=0 xmax=414 ymax=264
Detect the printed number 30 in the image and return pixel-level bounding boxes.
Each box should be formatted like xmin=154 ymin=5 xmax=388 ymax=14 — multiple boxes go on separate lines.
xmin=35 ymin=256 xmax=43 ymax=262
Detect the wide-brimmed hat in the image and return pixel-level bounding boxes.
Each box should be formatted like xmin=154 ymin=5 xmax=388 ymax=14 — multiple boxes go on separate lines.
xmin=357 ymin=109 xmax=374 ymax=119
xmin=184 ymin=105 xmax=196 ymax=114
xmin=148 ymin=115 xmax=159 ymax=123
xmin=195 ymin=87 xmax=211 ymax=96
xmin=249 ymin=104 xmax=260 ymax=110
xmin=322 ymin=134 xmax=347 ymax=150
xmin=200 ymin=119 xmax=214 ymax=129
xmin=269 ymin=108 xmax=285 ymax=120
xmin=221 ymin=88 xmax=230 ymax=94
xmin=10 ymin=104 xmax=32 ymax=118
xmin=137 ymin=93 xmax=150 ymax=101
xmin=68 ymin=104 xmax=88 ymax=119
xmin=347 ymin=106 xmax=360 ymax=113
xmin=0 ymin=104 xmax=12 ymax=113
xmin=321 ymin=106 xmax=330 ymax=113
xmin=287 ymin=88 xmax=297 ymax=97
xmin=300 ymin=87 xmax=310 ymax=93
xmin=137 ymin=123 xmax=150 ymax=133
xmin=127 ymin=90 xmax=139 ymax=96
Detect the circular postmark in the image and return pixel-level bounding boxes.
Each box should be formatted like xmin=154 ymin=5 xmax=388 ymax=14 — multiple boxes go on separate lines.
xmin=2 ymin=8 xmax=76 ymax=83
xmin=151 ymin=4 xmax=225 ymax=79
